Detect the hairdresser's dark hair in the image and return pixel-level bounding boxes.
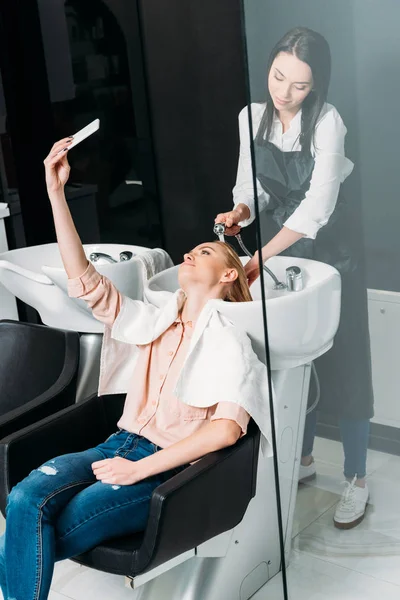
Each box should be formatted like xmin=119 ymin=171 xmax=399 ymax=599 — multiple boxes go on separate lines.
xmin=255 ymin=27 xmax=331 ymax=155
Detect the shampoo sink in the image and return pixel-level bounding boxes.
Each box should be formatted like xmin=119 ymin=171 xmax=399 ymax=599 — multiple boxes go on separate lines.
xmin=147 ymin=255 xmax=341 ymax=370
xmin=0 ymin=243 xmax=152 ymax=333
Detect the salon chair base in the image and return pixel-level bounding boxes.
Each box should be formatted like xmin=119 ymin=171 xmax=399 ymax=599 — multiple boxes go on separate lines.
xmin=122 ymin=449 xmax=284 ymax=600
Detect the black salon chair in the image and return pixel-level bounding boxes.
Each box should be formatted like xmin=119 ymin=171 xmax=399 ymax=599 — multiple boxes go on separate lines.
xmin=0 ymin=392 xmax=260 ymax=579
xmin=0 ymin=320 xmax=80 ymax=439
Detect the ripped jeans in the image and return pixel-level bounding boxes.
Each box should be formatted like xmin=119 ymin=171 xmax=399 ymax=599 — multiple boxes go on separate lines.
xmin=0 ymin=430 xmax=184 ymax=600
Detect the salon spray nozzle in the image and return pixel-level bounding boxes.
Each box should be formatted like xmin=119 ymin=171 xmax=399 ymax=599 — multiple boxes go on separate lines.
xmin=214 ymin=221 xmax=286 ymax=290
xmin=213 ymin=222 xmax=226 ymax=242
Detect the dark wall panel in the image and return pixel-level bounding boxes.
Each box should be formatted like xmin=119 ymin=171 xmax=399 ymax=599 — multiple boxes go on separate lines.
xmin=0 ymin=1 xmax=55 ymax=246
xmin=139 ymin=0 xmax=247 ymax=262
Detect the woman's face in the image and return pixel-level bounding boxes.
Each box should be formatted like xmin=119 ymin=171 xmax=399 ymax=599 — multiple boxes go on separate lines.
xmin=178 ymin=242 xmax=237 ymax=292
xmin=268 ymin=52 xmax=313 ymax=115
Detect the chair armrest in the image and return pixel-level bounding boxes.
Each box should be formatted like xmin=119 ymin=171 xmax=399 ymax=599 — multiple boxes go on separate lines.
xmin=0 ymin=380 xmax=77 ymax=440
xmin=0 ymin=394 xmax=110 ymax=516
xmin=136 ymin=426 xmax=260 ymax=574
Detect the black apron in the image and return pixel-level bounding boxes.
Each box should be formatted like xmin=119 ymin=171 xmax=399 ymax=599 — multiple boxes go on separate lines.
xmin=255 ymin=139 xmax=374 ymax=420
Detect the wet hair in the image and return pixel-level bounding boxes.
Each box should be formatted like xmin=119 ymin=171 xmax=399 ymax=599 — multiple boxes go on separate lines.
xmin=214 ymin=241 xmax=252 ymax=302
xmin=255 ymin=26 xmax=331 ymax=155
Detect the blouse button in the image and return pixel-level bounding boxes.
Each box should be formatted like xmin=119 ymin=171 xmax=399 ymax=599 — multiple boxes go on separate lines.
xmin=168 ymin=350 xmax=174 ymax=356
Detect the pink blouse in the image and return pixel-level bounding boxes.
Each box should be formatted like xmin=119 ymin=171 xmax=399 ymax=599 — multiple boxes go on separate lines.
xmin=68 ymin=263 xmax=250 ymax=448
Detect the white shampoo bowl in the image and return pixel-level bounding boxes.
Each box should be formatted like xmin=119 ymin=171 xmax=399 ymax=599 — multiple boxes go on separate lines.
xmin=0 ymin=243 xmax=152 ymax=333
xmin=147 ymin=256 xmax=341 ymax=370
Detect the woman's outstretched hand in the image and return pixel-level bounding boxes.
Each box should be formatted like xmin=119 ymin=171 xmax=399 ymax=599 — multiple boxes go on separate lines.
xmin=43 ymin=137 xmax=74 ymax=194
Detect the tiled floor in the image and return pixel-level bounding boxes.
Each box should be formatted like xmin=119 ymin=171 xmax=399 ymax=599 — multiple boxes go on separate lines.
xmin=253 ymin=550 xmax=400 ymax=600
xmin=1 ymin=438 xmax=400 ymax=600
xmin=256 ymin=438 xmax=400 ymax=599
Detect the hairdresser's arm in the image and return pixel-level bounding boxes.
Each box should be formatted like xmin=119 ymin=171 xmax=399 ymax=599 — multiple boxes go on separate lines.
xmin=215 ymin=106 xmax=269 ymax=236
xmin=245 ymin=228 xmax=304 ymax=286
xmin=44 ymin=139 xmax=121 ymax=326
xmin=92 ymin=419 xmax=244 ymax=486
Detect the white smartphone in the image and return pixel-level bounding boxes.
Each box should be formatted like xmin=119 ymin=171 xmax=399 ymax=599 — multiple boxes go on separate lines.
xmin=58 ymin=119 xmax=100 ymax=154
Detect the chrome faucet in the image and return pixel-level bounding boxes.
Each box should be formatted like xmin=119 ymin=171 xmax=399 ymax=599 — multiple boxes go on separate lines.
xmin=285 ymin=266 xmax=303 ymax=291
xmin=213 ymin=223 xmax=286 ymax=290
xmin=89 ymin=251 xmax=134 ymax=264
xmin=89 ymin=252 xmax=117 ymax=264
xmin=119 ymin=251 xmax=133 ymax=261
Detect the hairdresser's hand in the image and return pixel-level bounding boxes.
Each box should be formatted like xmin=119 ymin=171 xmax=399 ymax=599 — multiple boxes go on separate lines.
xmin=92 ymin=457 xmax=146 ymax=486
xmin=246 ymin=249 xmax=274 ymax=286
xmin=245 ymin=251 xmax=262 ymax=286
xmin=214 ymin=203 xmax=250 ymax=236
xmin=43 ymin=138 xmax=74 ymax=194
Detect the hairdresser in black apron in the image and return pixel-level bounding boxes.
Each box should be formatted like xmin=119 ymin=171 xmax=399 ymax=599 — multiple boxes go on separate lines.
xmin=216 ymin=27 xmax=373 ymax=530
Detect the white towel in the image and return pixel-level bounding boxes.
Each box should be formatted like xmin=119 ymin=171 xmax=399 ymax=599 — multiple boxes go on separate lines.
xmin=135 ymin=248 xmax=174 ymax=281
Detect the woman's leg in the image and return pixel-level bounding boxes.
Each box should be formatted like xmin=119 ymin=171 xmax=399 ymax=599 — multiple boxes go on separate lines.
xmin=334 ymin=418 xmax=370 ymax=528
xmin=54 ymin=435 xmax=183 ymax=561
xmin=339 ymin=418 xmax=370 ymax=483
xmin=298 ymin=406 xmax=318 ymax=483
xmin=1 ymin=431 xmax=183 ymax=599
xmin=0 ymin=535 xmax=7 ymax=600
xmin=301 ymin=406 xmax=318 ymax=464
xmin=301 ymin=364 xmax=320 ymax=466
xmin=2 ymin=447 xmax=101 ymax=600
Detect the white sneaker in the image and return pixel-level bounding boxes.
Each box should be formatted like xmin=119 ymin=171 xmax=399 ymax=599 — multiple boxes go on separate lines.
xmin=333 ymin=476 xmax=369 ymax=529
xmin=298 ymin=460 xmax=317 ymax=484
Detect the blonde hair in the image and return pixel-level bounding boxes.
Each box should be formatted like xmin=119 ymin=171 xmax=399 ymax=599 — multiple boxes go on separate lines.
xmin=214 ymin=241 xmax=252 ymax=302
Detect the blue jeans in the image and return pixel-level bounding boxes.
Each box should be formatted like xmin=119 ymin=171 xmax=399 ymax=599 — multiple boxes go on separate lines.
xmin=0 ymin=430 xmax=185 ymax=600
xmin=302 ymin=407 xmax=370 ymax=479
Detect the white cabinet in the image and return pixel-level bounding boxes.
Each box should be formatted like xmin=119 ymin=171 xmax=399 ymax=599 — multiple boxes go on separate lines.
xmin=368 ymin=288 xmax=400 ymax=428
xmin=0 ymin=203 xmax=18 ymax=320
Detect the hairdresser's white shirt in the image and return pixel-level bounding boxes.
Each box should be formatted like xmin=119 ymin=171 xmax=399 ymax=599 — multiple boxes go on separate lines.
xmin=233 ymin=102 xmax=354 ymax=239
xmin=99 ymin=286 xmax=273 ymax=453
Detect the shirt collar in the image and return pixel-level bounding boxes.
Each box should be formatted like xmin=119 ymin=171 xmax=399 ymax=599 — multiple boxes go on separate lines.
xmin=272 ymin=108 xmax=302 ymax=130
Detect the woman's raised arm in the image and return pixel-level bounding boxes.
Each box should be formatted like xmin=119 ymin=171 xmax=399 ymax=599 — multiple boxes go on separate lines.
xmin=44 ymin=138 xmax=88 ymax=279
